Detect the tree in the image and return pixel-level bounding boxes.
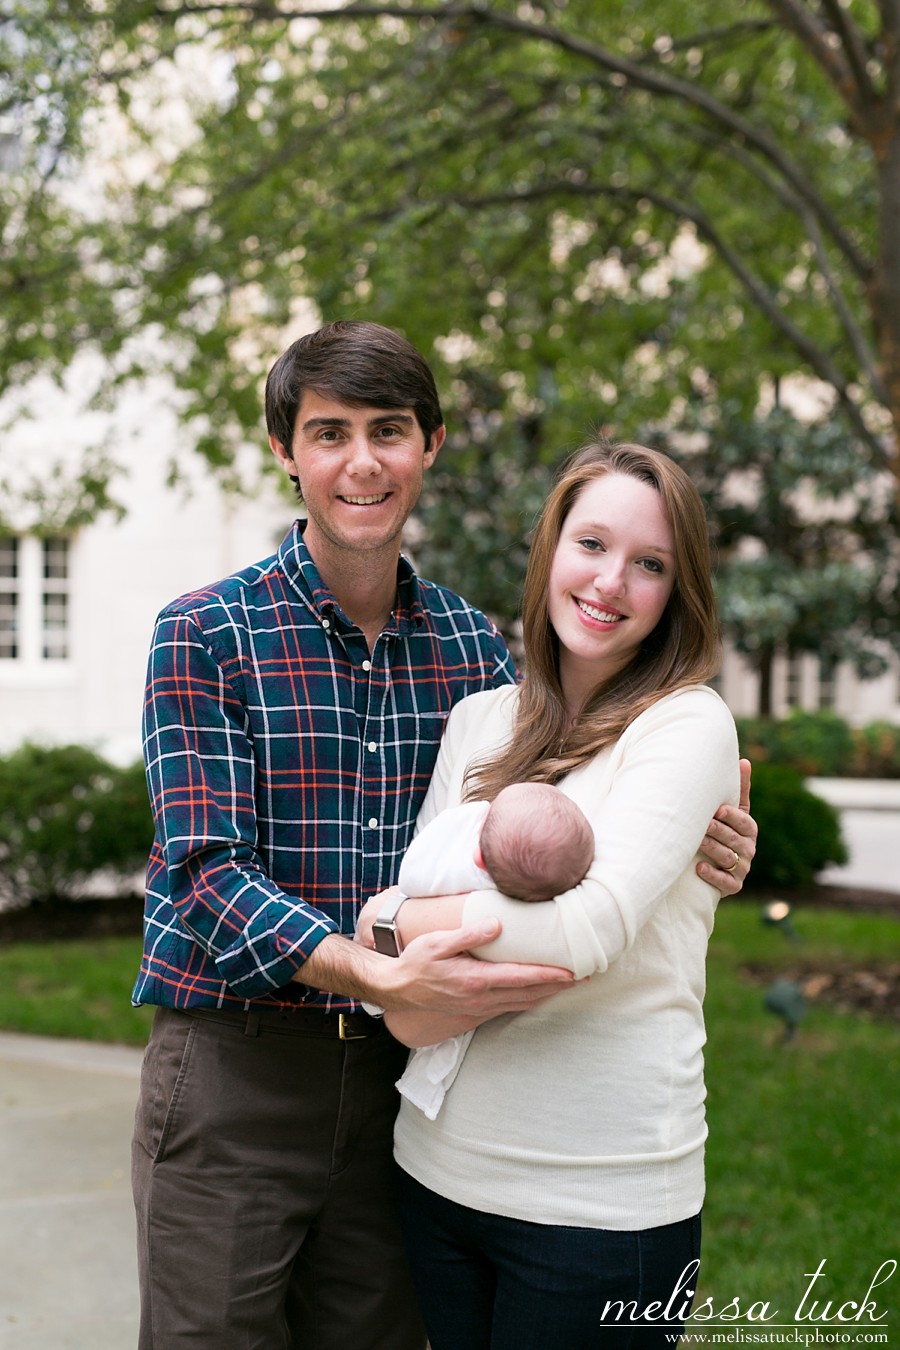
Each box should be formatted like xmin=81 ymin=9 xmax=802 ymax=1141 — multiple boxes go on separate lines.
xmin=1 ymin=1 xmax=898 ymax=627
xmin=648 ymin=399 xmax=900 ymax=714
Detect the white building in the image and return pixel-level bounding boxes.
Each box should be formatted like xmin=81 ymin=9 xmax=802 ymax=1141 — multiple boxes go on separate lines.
xmin=0 ymin=362 xmax=297 ymax=764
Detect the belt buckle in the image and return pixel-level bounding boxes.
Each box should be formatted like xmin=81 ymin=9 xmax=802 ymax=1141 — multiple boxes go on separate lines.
xmin=339 ymin=1013 xmax=367 ymax=1041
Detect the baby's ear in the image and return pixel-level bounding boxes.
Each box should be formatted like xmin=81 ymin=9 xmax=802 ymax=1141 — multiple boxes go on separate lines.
xmin=474 ymin=845 xmax=485 ymax=870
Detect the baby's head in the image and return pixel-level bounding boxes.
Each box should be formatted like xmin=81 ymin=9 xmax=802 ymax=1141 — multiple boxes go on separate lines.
xmin=478 ymin=783 xmax=594 ymax=902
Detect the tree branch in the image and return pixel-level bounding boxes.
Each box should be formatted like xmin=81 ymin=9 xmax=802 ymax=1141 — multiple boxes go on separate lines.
xmin=766 ymin=0 xmax=873 ymax=114
xmin=684 ymin=124 xmax=882 ymax=396
xmin=412 ymin=175 xmax=888 ymax=466
xmin=243 ymin=1 xmax=870 ymax=279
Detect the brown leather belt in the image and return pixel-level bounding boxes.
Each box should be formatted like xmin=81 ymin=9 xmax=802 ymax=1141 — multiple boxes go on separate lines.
xmin=187 ymin=1006 xmax=382 ymax=1040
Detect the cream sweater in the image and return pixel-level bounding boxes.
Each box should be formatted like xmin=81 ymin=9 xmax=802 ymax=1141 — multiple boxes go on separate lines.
xmin=393 ymin=683 xmax=739 ymax=1230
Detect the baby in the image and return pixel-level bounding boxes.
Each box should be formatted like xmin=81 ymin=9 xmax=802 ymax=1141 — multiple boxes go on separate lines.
xmin=394 ymin=781 xmax=595 ymax=1118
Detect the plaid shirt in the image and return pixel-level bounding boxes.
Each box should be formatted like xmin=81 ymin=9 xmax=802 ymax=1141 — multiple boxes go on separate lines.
xmin=133 ymin=521 xmax=516 ymax=1012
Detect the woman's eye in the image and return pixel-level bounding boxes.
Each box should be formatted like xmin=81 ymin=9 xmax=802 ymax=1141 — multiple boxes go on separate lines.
xmin=641 ymin=558 xmax=664 ymax=574
xmin=578 ymin=537 xmax=603 ymax=552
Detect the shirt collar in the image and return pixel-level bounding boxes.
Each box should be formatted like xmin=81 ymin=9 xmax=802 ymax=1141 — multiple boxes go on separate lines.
xmin=277 ymin=520 xmax=427 ymax=636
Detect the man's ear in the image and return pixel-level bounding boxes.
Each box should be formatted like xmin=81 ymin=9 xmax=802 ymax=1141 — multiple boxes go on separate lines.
xmin=423 ymin=424 xmax=446 ymax=469
xmin=269 ymin=433 xmax=297 ymax=480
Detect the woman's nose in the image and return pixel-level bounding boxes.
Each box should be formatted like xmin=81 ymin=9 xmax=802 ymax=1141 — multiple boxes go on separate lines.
xmin=594 ymin=557 xmax=625 ymax=596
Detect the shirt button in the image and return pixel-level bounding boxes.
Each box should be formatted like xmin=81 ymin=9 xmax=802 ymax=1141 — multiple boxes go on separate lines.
xmin=368 ymin=742 xmax=378 ymax=753
xmin=368 ymin=817 xmax=379 ymax=829
xmin=362 ymin=659 xmax=372 ymax=671
xmin=321 ymin=618 xmax=331 ymax=630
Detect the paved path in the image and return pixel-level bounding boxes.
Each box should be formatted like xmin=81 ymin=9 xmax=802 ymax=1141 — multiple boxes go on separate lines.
xmin=0 ymin=1034 xmax=143 ymax=1349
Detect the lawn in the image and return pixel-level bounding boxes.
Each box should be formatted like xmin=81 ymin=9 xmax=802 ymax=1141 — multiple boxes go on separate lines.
xmin=0 ymin=933 xmax=152 ymax=1045
xmin=0 ymin=900 xmax=896 ymax=1330
xmin=700 ymin=900 xmax=898 ymax=1327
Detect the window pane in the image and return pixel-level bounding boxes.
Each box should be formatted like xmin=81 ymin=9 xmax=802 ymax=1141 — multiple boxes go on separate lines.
xmin=0 ymin=538 xmax=17 ymax=580
xmin=42 ymin=590 xmax=68 ymax=660
xmin=0 ymin=591 xmax=17 ymax=659
xmin=43 ymin=537 xmax=68 ymax=580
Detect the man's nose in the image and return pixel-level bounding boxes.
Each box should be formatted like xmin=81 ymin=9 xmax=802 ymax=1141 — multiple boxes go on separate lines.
xmin=347 ymin=435 xmax=382 ymax=474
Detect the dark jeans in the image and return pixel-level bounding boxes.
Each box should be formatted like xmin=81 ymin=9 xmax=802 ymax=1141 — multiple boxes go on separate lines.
xmin=132 ymin=1006 xmax=426 ymax=1350
xmin=397 ymin=1169 xmax=701 ymax=1350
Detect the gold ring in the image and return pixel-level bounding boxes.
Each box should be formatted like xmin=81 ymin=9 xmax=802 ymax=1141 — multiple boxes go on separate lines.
xmin=724 ymin=850 xmax=740 ymax=874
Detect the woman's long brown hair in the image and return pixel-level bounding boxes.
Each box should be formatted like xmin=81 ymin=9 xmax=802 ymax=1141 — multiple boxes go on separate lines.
xmin=465 ymin=439 xmax=722 ymax=801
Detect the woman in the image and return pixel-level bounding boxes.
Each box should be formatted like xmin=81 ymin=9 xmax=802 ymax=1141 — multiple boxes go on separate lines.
xmin=361 ymin=439 xmax=742 ymax=1348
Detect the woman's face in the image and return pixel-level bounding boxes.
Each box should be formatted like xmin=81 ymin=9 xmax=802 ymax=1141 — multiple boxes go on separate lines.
xmin=548 ymin=471 xmax=676 ymax=711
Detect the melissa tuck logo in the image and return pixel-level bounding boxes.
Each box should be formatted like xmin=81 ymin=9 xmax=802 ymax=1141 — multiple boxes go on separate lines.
xmin=598 ymin=1258 xmax=896 ymax=1344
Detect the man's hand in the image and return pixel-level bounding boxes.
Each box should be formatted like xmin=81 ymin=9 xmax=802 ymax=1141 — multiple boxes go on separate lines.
xmin=298 ymin=920 xmax=575 ymax=1016
xmin=379 ymin=921 xmax=575 ymax=1016
xmin=696 ymin=758 xmax=757 ymax=894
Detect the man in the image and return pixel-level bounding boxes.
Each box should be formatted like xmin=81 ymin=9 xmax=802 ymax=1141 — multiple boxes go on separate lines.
xmin=132 ymin=321 xmax=755 ymax=1349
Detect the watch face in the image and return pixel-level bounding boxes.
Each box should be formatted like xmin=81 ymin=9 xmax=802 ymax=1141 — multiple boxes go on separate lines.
xmin=373 ymin=924 xmax=402 ymax=958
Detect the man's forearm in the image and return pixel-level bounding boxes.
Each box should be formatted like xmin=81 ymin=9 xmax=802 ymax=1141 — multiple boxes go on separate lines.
xmin=293 ymin=932 xmax=397 ymax=1003
xmin=295 ymin=926 xmax=575 ymax=1018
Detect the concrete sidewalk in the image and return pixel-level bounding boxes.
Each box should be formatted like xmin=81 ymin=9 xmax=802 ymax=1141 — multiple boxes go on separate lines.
xmin=0 ymin=1033 xmax=144 ymax=1349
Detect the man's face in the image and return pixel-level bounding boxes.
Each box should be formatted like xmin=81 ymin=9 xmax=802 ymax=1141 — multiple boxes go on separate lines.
xmin=269 ymin=392 xmax=444 ymax=569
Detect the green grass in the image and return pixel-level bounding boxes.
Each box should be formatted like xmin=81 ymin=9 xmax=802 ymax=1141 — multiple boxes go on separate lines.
xmin=0 ymin=904 xmax=896 ymax=1327
xmin=701 ymin=900 xmax=899 ymax=1323
xmin=0 ymin=934 xmax=153 ymax=1045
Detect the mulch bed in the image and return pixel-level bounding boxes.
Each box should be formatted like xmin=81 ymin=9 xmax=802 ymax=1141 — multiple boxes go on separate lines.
xmin=0 ymin=895 xmax=145 ymax=946
xmin=740 ymin=960 xmax=900 ymax=1023
xmin=732 ymin=884 xmax=900 ymax=1023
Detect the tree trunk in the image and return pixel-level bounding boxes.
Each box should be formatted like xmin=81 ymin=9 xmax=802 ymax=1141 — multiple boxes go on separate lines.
xmin=870 ymin=87 xmax=900 ymax=507
xmin=757 ymin=644 xmax=776 ymax=717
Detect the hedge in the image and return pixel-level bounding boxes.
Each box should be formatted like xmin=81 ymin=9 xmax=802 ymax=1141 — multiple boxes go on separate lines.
xmin=736 ymin=710 xmax=900 ymax=778
xmin=0 ymin=743 xmax=152 ymax=907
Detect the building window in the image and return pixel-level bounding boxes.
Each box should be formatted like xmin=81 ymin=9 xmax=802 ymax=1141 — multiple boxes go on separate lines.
xmin=42 ymin=537 xmax=69 ymax=660
xmin=0 ymin=534 xmax=71 ymax=665
xmin=0 ymin=537 xmax=18 ymax=659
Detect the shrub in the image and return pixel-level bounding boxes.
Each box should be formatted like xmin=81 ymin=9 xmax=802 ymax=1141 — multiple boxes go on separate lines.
xmin=746 ymin=763 xmax=848 ymax=889
xmin=736 ymin=709 xmax=856 ymax=777
xmin=776 ymin=709 xmax=856 ymax=776
xmin=0 ymin=744 xmax=152 ymax=906
xmin=852 ymin=721 xmax=900 ymax=778
xmin=736 ymin=710 xmax=900 ymax=778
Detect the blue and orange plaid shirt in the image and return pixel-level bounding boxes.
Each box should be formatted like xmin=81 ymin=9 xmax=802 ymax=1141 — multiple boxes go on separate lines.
xmin=133 ymin=521 xmax=516 ymax=1012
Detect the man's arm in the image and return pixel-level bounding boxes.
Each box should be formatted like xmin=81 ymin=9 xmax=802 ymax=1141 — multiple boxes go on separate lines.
xmin=144 ymin=610 xmax=342 ymax=996
xmin=696 ymin=758 xmax=757 ymax=892
xmin=296 ymin=921 xmax=574 ymax=1016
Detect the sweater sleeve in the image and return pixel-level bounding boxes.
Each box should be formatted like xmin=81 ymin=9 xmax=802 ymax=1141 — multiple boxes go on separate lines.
xmin=462 ymin=687 xmax=740 ymax=978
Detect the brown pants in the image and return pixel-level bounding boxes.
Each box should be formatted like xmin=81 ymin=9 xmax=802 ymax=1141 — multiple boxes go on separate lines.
xmin=132 ymin=1006 xmax=427 ymax=1350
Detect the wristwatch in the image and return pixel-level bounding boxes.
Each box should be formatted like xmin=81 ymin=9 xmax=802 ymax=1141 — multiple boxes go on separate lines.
xmin=371 ymin=892 xmax=408 ymax=957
